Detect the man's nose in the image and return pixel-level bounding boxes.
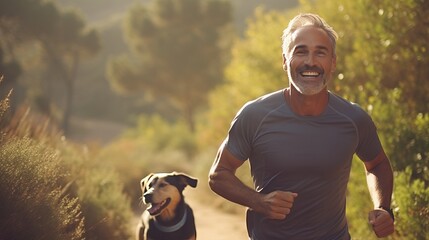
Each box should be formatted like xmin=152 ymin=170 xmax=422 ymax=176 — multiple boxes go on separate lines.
xmin=304 ymin=54 xmax=316 ymax=66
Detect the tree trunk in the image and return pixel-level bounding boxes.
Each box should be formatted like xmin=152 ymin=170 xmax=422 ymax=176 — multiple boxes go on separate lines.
xmin=61 ymin=53 xmax=79 ymax=135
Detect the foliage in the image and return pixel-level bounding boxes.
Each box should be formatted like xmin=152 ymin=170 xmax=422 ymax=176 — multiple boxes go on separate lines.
xmin=0 ymin=138 xmax=85 ymax=240
xmin=76 ymin=168 xmax=132 ymax=240
xmin=0 ymin=82 xmax=133 ymax=239
xmin=107 ymin=0 xmax=233 ymax=131
xmin=0 ymin=76 xmax=12 ymax=129
xmin=394 ymin=167 xmax=429 ymax=240
xmin=199 ymin=9 xmax=297 ymax=147
xmin=126 ymin=114 xmax=198 ymax=158
xmin=0 ymin=0 xmax=100 ymax=134
xmin=47 ymin=139 xmax=134 ymax=240
xmin=96 ymin=114 xmax=196 ymax=212
xmin=366 ymin=89 xmax=429 ymax=183
xmin=0 ymin=50 xmax=21 ymax=113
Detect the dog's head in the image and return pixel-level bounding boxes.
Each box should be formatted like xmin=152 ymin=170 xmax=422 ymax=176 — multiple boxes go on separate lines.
xmin=140 ymin=172 xmax=198 ymax=216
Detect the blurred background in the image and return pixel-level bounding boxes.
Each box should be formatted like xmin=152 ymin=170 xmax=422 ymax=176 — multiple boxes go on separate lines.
xmin=0 ymin=0 xmax=428 ymax=239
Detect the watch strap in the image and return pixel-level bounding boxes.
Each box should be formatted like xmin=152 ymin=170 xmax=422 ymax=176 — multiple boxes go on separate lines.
xmin=379 ymin=206 xmax=395 ymax=221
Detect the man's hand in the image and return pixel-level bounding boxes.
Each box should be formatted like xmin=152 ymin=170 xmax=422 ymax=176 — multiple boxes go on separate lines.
xmin=258 ymin=191 xmax=298 ymax=220
xmin=368 ymin=209 xmax=394 ymax=238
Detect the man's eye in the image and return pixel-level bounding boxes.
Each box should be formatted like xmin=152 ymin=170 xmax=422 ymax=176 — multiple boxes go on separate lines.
xmin=317 ymin=51 xmax=327 ymax=56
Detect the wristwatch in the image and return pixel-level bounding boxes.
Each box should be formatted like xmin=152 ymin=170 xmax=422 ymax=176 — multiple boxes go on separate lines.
xmin=379 ymin=206 xmax=395 ymax=221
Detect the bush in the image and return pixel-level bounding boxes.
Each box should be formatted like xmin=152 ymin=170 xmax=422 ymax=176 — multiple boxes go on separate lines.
xmin=127 ymin=114 xmax=198 ymax=158
xmin=77 ymin=169 xmax=133 ymax=240
xmin=0 ymin=138 xmax=85 ymax=240
xmin=55 ymin=140 xmax=134 ymax=240
xmin=368 ymin=89 xmax=429 ymax=183
xmin=394 ymin=167 xmax=429 ymax=239
xmin=1 ymin=81 xmax=134 ymax=239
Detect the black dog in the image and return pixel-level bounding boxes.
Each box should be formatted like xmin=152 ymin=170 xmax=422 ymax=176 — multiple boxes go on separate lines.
xmin=136 ymin=172 xmax=198 ymax=240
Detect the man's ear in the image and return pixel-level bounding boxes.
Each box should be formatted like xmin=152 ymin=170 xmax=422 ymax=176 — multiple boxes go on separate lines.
xmin=282 ymin=54 xmax=287 ymax=71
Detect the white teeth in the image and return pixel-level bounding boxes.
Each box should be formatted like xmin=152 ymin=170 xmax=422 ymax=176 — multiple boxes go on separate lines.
xmin=301 ymin=71 xmax=319 ymax=77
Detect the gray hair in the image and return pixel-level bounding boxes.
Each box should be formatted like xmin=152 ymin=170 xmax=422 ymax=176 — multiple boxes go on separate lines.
xmin=281 ymin=13 xmax=338 ymax=55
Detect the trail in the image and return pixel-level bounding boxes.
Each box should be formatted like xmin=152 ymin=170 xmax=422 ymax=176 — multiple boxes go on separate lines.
xmin=185 ymin=189 xmax=248 ymax=240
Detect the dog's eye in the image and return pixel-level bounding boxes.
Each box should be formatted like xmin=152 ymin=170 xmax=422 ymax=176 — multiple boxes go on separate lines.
xmin=159 ymin=183 xmax=167 ymax=188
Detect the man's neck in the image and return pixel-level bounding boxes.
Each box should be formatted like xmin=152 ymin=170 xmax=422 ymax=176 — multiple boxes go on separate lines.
xmin=285 ymin=87 xmax=329 ymax=116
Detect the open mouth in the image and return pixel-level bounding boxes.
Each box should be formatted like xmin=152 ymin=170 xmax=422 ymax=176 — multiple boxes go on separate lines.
xmin=147 ymin=198 xmax=171 ymax=216
xmin=300 ymin=71 xmax=321 ymax=78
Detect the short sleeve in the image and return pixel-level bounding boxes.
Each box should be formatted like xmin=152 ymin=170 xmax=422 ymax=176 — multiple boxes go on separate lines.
xmin=355 ymin=107 xmax=383 ymax=162
xmin=224 ymin=104 xmax=255 ymax=161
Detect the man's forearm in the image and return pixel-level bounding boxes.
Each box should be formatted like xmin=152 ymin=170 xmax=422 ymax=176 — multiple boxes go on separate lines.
xmin=366 ymin=158 xmax=394 ymax=208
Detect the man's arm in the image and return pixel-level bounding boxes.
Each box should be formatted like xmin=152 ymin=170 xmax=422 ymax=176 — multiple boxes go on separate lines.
xmin=364 ymin=149 xmax=395 ymax=238
xmin=208 ymin=142 xmax=297 ymax=220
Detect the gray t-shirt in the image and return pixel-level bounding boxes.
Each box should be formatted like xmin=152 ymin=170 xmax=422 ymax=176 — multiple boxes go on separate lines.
xmin=225 ymin=89 xmax=382 ymax=240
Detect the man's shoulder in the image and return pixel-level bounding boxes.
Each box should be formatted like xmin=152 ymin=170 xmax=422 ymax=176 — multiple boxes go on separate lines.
xmin=241 ymin=89 xmax=285 ymax=114
xmin=329 ymin=92 xmax=372 ymax=123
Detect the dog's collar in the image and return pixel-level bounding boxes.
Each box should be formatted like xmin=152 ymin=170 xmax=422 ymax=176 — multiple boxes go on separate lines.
xmin=153 ymin=207 xmax=188 ymax=233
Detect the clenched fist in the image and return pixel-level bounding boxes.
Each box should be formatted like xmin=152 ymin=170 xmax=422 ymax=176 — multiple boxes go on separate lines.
xmin=257 ymin=191 xmax=298 ymax=220
xmin=368 ymin=208 xmax=394 ymax=238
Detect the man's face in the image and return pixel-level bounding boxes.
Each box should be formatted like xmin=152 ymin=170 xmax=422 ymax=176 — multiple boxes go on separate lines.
xmin=283 ymin=26 xmax=336 ymax=95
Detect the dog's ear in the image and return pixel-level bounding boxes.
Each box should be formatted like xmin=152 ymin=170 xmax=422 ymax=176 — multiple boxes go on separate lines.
xmin=140 ymin=173 xmax=154 ymax=193
xmin=173 ymin=172 xmax=198 ymax=188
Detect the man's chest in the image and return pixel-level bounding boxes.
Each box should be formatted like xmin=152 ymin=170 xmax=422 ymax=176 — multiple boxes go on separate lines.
xmin=251 ymin=117 xmax=358 ymax=171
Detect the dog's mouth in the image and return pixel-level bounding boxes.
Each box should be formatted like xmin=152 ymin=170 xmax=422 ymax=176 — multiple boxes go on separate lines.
xmin=147 ymin=198 xmax=171 ymax=216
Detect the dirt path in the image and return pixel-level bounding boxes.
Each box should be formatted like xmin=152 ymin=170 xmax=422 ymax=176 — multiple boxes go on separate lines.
xmin=185 ymin=189 xmax=248 ymax=240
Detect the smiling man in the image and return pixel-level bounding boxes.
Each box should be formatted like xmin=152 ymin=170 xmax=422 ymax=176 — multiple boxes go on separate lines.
xmin=209 ymin=13 xmax=394 ymax=239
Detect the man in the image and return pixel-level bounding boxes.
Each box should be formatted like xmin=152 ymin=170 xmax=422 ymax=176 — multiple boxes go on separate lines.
xmin=208 ymin=13 xmax=394 ymax=239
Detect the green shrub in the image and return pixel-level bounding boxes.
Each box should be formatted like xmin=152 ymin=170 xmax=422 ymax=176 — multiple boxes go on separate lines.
xmin=0 ymin=138 xmax=85 ymax=240
xmin=127 ymin=114 xmax=198 ymax=158
xmin=368 ymin=89 xmax=429 ymax=183
xmin=1 ymin=86 xmax=134 ymax=239
xmin=77 ymin=169 xmax=133 ymax=240
xmin=55 ymin=141 xmax=134 ymax=240
xmin=394 ymin=167 xmax=429 ymax=239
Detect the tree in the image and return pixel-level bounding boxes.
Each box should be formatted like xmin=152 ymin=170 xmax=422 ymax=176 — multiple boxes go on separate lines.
xmin=0 ymin=0 xmax=100 ymax=134
xmin=199 ymin=9 xmax=296 ymax=146
xmin=107 ymin=0 xmax=232 ymax=131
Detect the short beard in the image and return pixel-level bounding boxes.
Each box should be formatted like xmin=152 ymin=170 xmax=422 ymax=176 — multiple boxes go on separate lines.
xmin=287 ymin=67 xmax=329 ymax=95
xmin=290 ymin=77 xmax=328 ymax=95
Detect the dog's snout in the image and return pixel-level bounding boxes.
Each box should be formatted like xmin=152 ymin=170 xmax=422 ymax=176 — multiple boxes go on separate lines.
xmin=143 ymin=192 xmax=153 ymax=203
